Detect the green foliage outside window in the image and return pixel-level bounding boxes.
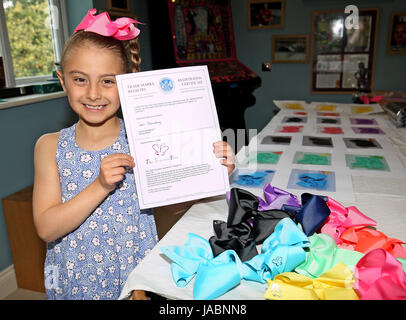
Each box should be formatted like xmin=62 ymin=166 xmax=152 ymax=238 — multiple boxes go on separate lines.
xmin=4 ymin=0 xmax=55 ymax=78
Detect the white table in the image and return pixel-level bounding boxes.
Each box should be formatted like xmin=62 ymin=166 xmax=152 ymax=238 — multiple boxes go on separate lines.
xmin=119 ymin=110 xmax=406 ymax=300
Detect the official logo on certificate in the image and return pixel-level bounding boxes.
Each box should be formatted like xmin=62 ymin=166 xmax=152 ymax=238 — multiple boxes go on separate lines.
xmin=159 ymin=77 xmax=174 ymax=93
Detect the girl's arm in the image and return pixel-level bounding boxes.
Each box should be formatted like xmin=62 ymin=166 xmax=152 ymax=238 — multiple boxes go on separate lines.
xmin=32 ymin=133 xmax=134 ymax=242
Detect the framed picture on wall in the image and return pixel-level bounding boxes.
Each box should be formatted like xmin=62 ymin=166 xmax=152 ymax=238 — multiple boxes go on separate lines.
xmin=387 ymin=12 xmax=406 ymax=54
xmin=107 ymin=0 xmax=130 ymax=13
xmin=272 ymin=34 xmax=309 ymax=63
xmin=248 ymin=0 xmax=285 ymax=30
xmin=108 ymin=10 xmax=137 ymax=21
xmin=310 ymin=8 xmax=379 ymax=94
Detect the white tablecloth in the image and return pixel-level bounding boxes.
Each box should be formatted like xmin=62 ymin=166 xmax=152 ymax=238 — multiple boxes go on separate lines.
xmin=119 ymin=112 xmax=406 ymax=300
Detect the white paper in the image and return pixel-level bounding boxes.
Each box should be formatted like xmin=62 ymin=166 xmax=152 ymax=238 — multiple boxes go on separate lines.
xmin=116 ymin=66 xmax=229 ymax=209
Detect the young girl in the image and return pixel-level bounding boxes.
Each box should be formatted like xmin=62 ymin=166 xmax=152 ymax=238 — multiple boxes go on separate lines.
xmin=33 ymin=9 xmax=235 ymax=300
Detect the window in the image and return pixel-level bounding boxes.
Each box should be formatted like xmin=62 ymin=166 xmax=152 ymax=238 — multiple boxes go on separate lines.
xmin=0 ymin=0 xmax=69 ymax=87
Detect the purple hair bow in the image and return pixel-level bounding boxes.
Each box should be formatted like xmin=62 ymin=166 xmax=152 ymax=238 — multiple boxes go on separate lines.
xmin=258 ymin=184 xmax=301 ymax=211
xmin=75 ymin=8 xmax=141 ymax=40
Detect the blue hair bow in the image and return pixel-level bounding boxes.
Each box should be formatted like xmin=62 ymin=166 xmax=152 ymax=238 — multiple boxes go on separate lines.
xmin=160 ymin=218 xmax=310 ymax=300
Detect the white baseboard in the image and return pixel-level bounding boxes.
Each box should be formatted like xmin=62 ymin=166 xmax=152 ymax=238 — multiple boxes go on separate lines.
xmin=0 ymin=265 xmax=18 ymax=300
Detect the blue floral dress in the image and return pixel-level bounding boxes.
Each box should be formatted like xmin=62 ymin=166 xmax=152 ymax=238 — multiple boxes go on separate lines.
xmin=44 ymin=119 xmax=158 ymax=300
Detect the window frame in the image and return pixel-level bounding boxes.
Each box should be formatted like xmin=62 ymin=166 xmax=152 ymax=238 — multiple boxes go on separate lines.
xmin=0 ymin=0 xmax=69 ymax=88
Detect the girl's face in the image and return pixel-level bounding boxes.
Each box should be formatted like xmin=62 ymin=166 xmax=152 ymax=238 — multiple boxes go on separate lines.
xmin=57 ymin=43 xmax=125 ymax=125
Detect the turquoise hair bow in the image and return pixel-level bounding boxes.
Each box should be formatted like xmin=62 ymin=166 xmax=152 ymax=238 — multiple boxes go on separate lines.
xmin=160 ymin=218 xmax=310 ymax=300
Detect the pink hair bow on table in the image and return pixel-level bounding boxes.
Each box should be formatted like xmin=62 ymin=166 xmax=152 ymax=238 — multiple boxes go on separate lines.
xmin=320 ymin=197 xmax=377 ymax=244
xmin=354 ymin=248 xmax=406 ymax=300
xmin=75 ymin=8 xmax=141 ymax=40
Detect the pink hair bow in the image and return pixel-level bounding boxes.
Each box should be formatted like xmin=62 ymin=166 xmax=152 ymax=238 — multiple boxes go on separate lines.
xmin=354 ymin=248 xmax=406 ymax=300
xmin=320 ymin=197 xmax=376 ymax=244
xmin=75 ymin=8 xmax=141 ymax=40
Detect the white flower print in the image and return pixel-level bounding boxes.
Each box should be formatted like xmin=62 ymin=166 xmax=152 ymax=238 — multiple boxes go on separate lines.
xmin=94 ymin=253 xmax=103 ymax=263
xmin=118 ymin=199 xmax=124 ymax=206
xmin=61 ymin=140 xmax=68 ymax=148
xmin=67 ymin=269 xmax=73 ymax=278
xmin=77 ymin=232 xmax=83 ymax=241
xmin=106 ymin=238 xmax=114 ymax=246
xmin=101 ymin=153 xmax=109 ymax=160
xmin=120 ymin=264 xmax=126 ymax=271
xmin=66 ymin=261 xmax=74 ymax=270
xmin=135 ymin=257 xmax=142 ymax=265
xmin=93 ymin=294 xmax=100 ymax=301
xmin=75 ymin=273 xmax=81 ymax=280
xmin=127 ymin=206 xmax=133 ymax=215
xmin=115 ymin=244 xmax=121 ymax=253
xmin=89 ymin=221 xmax=98 ymax=230
xmin=108 ymin=206 xmax=114 ymax=215
xmin=101 ymin=280 xmax=108 ymax=288
xmin=131 ymin=193 xmax=137 ymax=200
xmin=113 ymin=279 xmax=119 ymax=286
xmin=83 ymin=286 xmax=88 ymax=293
xmin=70 ymin=239 xmax=77 ymax=248
xmin=96 ymin=268 xmax=104 ymax=276
xmin=125 ymin=226 xmax=133 ymax=234
xmin=54 ymin=246 xmax=61 ymax=254
xmin=82 ymin=169 xmax=93 ymax=179
xmin=139 ymin=231 xmax=146 ymax=240
xmin=102 ymin=224 xmax=109 ymax=233
xmin=106 ymin=292 xmax=113 ymax=299
xmin=56 ymin=287 xmax=63 ymax=295
xmin=80 ymin=153 xmax=92 ymax=163
xmin=116 ymin=214 xmax=123 ymax=223
xmin=65 ymin=151 xmax=73 ymax=159
xmin=109 ymin=253 xmax=117 ymax=261
xmin=72 ymin=287 xmax=79 ymax=295
xmin=132 ymin=225 xmax=138 ymax=233
xmin=92 ymin=237 xmax=100 ymax=246
xmin=78 ymin=253 xmax=86 ymax=261
xmin=95 ymin=208 xmax=103 ymax=216
xmin=127 ymin=256 xmax=134 ymax=264
xmin=67 ymin=182 xmax=77 ymax=191
xmin=144 ymin=249 xmax=152 ymax=256
xmin=89 ymin=274 xmax=96 ymax=282
xmin=62 ymin=168 xmax=72 ymax=177
xmin=112 ymin=141 xmax=121 ymax=150
xmin=125 ymin=240 xmax=133 ymax=248
xmin=108 ymin=266 xmax=116 ymax=274
xmin=119 ymin=182 xmax=128 ymax=191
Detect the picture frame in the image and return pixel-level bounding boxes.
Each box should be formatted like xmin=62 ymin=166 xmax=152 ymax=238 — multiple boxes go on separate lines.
xmin=387 ymin=12 xmax=406 ymax=54
xmin=310 ymin=8 xmax=379 ymax=94
xmin=272 ymin=34 xmax=309 ymax=63
xmin=248 ymin=0 xmax=285 ymax=30
xmin=107 ymin=0 xmax=130 ymax=13
xmin=108 ymin=10 xmax=137 ymax=21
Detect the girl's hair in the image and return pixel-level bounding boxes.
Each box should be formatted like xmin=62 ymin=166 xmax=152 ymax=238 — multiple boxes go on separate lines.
xmin=60 ymin=30 xmax=141 ymax=73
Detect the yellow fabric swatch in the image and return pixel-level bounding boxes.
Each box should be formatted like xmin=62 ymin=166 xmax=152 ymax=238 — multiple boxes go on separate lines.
xmin=264 ymin=262 xmax=359 ymax=300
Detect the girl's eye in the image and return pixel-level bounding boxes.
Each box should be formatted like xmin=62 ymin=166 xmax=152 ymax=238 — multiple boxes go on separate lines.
xmin=103 ymin=79 xmax=115 ymax=85
xmin=74 ymin=77 xmax=86 ymax=84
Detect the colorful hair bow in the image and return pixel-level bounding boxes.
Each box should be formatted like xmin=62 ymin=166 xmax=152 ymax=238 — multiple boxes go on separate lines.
xmin=257 ymin=184 xmax=301 ymax=211
xmin=295 ymin=233 xmax=364 ymax=278
xmin=210 ymin=188 xmax=296 ymax=261
xmin=339 ymin=226 xmax=406 ymax=258
xmin=160 ymin=218 xmax=309 ymax=300
xmin=75 ymin=9 xmax=141 ymax=40
xmin=265 ymin=262 xmax=359 ymax=300
xmin=354 ymin=248 xmax=406 ymax=300
xmin=289 ymin=193 xmax=331 ymax=236
xmin=320 ymin=197 xmax=377 ymax=244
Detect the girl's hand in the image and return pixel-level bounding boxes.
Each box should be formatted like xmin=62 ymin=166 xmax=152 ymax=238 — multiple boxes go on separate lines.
xmin=97 ymin=153 xmax=135 ymax=192
xmin=213 ymin=141 xmax=235 ymax=175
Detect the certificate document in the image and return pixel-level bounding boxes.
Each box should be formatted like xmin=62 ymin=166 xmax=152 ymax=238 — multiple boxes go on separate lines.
xmin=116 ymin=66 xmax=230 ymax=209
